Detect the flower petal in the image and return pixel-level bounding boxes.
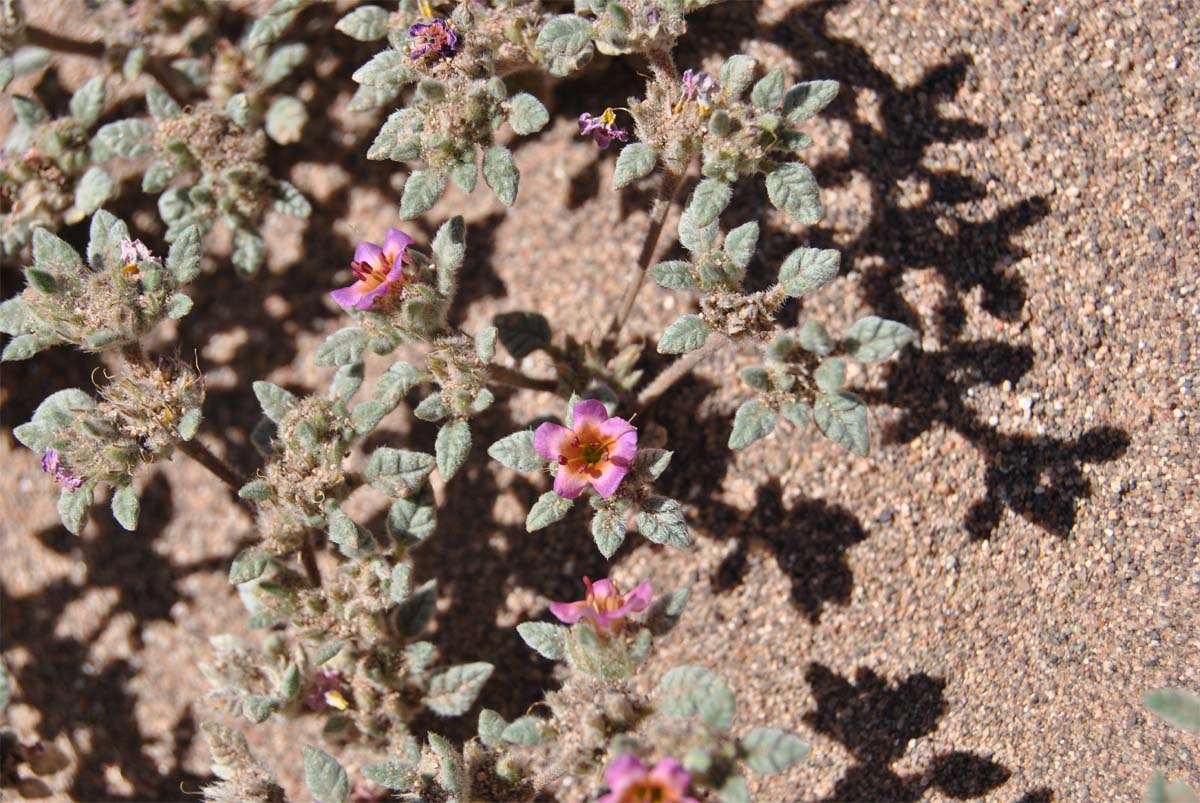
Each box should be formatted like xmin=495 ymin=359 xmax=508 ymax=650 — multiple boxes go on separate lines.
xmin=588 ymin=460 xmax=629 ymax=499
xmin=385 ymin=252 xmax=406 ymax=282
xmin=330 ymin=283 xmax=367 ymax=309
xmin=572 ymin=399 xmax=609 ymax=430
xmin=648 ymin=757 xmax=692 ymax=797
xmin=590 ymin=578 xmax=617 ymax=600
xmin=353 ymin=241 xmax=384 ymax=265
xmin=604 ymin=754 xmax=647 ymax=794
xmin=533 ymin=422 xmax=573 ymax=462
xmin=600 ymin=416 xmax=638 ymax=464
xmin=552 ymin=466 xmax=590 ymax=499
xmin=548 ymin=600 xmax=588 ymax=625
xmin=623 ymin=580 xmax=653 ymax=613
xmin=355 ymin=282 xmax=392 ymax=310
xmin=383 ymin=228 xmax=414 ymax=259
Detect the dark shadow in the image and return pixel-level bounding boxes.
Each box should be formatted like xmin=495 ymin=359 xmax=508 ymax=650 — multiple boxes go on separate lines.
xmin=805 ymin=664 xmax=1015 ymax=802
xmin=2 ymin=472 xmax=241 ymax=800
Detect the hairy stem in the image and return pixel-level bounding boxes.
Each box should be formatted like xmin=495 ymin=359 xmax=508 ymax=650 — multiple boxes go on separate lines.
xmin=602 ymin=169 xmax=688 ymax=348
xmin=488 ymin=364 xmax=559 ymax=394
xmin=178 ymin=439 xmax=247 ymax=491
xmin=636 ymin=336 xmax=727 ymax=414
xmin=299 ymin=536 xmax=321 ymax=588
xmin=24 ymin=25 xmax=192 ymax=106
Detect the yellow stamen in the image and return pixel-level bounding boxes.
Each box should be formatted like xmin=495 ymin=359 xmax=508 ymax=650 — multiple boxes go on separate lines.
xmin=324 ymin=690 xmax=349 ymax=710
xmin=600 ymin=108 xmax=618 ymax=126
xmin=418 ymin=0 xmax=435 ymax=18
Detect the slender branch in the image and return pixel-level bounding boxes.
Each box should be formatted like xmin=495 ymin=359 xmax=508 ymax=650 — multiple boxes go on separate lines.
xmin=299 ymin=537 xmax=321 ymax=588
xmin=636 ymin=336 xmax=728 ymax=414
xmin=602 ymin=169 xmax=688 ymax=348
xmin=488 ymin=364 xmax=559 ymax=394
xmin=24 ymin=25 xmax=192 ymax=106
xmin=179 ymin=438 xmax=247 ymax=491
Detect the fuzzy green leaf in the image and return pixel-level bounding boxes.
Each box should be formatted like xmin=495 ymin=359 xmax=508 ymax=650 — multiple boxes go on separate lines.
xmin=362 ymin=760 xmax=418 ymax=791
xmin=657 ymin=315 xmax=710 ymax=354
xmin=165 ymin=293 xmax=193 ymax=319
xmin=751 ymin=67 xmax=786 ymax=109
xmin=634 ymin=448 xmax=673 ymax=480
xmin=2 ymin=334 xmax=44 ymax=361
xmin=813 ymin=391 xmax=869 ymax=455
xmin=591 ymin=505 xmax=627 ymax=558
xmin=516 ymin=622 xmax=567 ymax=660
xmin=720 ymin=774 xmax=751 ymax=803
xmin=718 ymin=55 xmax=758 ymax=98
xmin=303 ymin=746 xmax=350 ymax=803
xmin=336 ymin=5 xmax=389 ymax=40
xmin=16 ymin=389 xmax=94 ymax=450
xmin=741 ymin=727 xmax=811 ymax=774
xmin=327 ymin=508 xmax=377 ymax=558
xmin=488 ymin=430 xmax=543 ymax=471
xmin=650 ymin=260 xmax=695 ymax=290
xmin=165 ymin=225 xmax=202 ymax=283
xmin=351 ymin=399 xmax=390 ymax=434
xmin=658 ymin=665 xmax=735 ymax=731
xmin=12 ymin=95 xmax=48 ymax=126
xmin=386 ymin=488 xmax=437 ymax=546
xmin=526 ymin=490 xmax=573 ymax=532
xmin=435 ymin=420 xmax=471 ymax=480
xmin=432 ymin=215 xmax=465 ymax=294
xmin=394 ymin=579 xmax=437 ymax=637
xmin=413 ymin=393 xmax=446 ymax=422
xmin=57 ymin=485 xmax=93 ymax=535
xmin=263 ymin=43 xmax=307 ymax=87
xmin=478 ymin=709 xmax=508 ymax=748
xmin=95 ymin=119 xmax=154 ymax=158
xmin=145 ymin=84 xmax=180 ymax=121
xmin=797 ymin=320 xmax=835 ymax=355
xmin=353 ymin=49 xmax=419 ymax=87
xmin=766 ymin=163 xmax=823 ymax=224
xmin=366 ymin=448 xmax=436 ymax=496
xmin=723 ymin=222 xmax=759 ymax=269
xmin=635 ymin=496 xmax=691 ymax=549
xmin=265 ymin=96 xmax=307 ymax=144
xmin=688 ymin=179 xmax=732 ymax=228
xmin=32 ymin=228 xmax=82 ymax=274
xmin=400 ymin=169 xmax=446 ymax=219
xmin=612 ymin=142 xmax=656 ymax=189
xmin=778 ymin=247 xmax=840 ymax=297
xmin=508 ymin=92 xmax=550 ymax=135
xmin=646 ymin=587 xmax=689 ymax=635
xmin=389 ymin=563 xmax=412 ymax=603
xmin=729 ymin=399 xmax=776 ymax=449
xmin=232 ymin=227 xmax=266 ymax=275
xmin=483 ymin=145 xmax=519 ymax=206
xmin=111 ymin=485 xmax=140 ymax=531
xmin=243 ymin=695 xmax=280 ymax=723
xmin=252 ymin=381 xmax=297 ymax=423
xmin=781 ymin=401 xmax=810 ymax=428
xmin=426 ymin=663 xmax=494 ymax=716
xmin=229 ymin=548 xmax=272 ymax=583
xmin=814 ymin=357 xmax=846 ymax=392
xmin=74 ymin=167 xmax=113 ymax=215
xmin=315 ymin=327 xmax=369 ymax=367
xmin=502 ymin=716 xmax=547 ymax=746
xmin=1145 ymin=688 xmax=1200 ymax=733
xmin=843 ymin=316 xmax=916 ymax=363
xmin=536 ymin=14 xmax=595 ymax=76
xmin=784 ymin=80 xmax=839 ymax=122
xmin=68 ymin=76 xmax=106 ymax=127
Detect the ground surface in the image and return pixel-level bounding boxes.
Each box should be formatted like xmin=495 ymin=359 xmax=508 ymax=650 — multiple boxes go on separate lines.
xmin=1 ymin=0 xmax=1197 ymax=801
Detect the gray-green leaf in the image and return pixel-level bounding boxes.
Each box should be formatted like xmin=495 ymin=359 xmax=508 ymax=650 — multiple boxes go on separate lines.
xmin=386 ymin=489 xmax=437 ymax=546
xmin=488 ymin=430 xmax=543 ymax=471
xmin=657 ymin=665 xmax=735 ymax=731
xmin=526 ymin=490 xmax=573 ymax=532
xmin=303 ymin=746 xmax=350 ymax=803
xmin=813 ymin=391 xmax=869 ymax=455
xmin=778 ymin=247 xmax=840 ymax=297
xmin=612 ymin=142 xmax=656 ymax=190
xmin=718 ymin=55 xmax=758 ymax=98
xmin=723 ymin=222 xmax=759 ymax=269
xmin=842 ymin=316 xmax=916 ymax=363
xmin=483 ymin=145 xmax=519 ymax=206
xmin=111 ymin=485 xmax=140 ymax=531
xmin=784 ymin=80 xmax=839 ymax=122
xmin=741 ymin=727 xmax=811 ymax=774
xmin=366 ymin=448 xmax=436 ymax=496
xmin=435 ymin=420 xmax=471 ymax=480
xmin=58 ymin=485 xmax=93 ymax=536
xmin=814 ymin=357 xmax=846 ymax=392
xmin=95 ymin=119 xmax=154 ymax=158
xmin=657 ymin=314 xmax=710 ymax=354
xmin=336 ymin=5 xmax=390 ymax=40
xmin=766 ymin=163 xmax=823 ymax=224
xmin=635 ymin=496 xmax=691 ymax=549
xmin=536 ymin=14 xmax=595 ymax=76
xmin=751 ymin=67 xmax=785 ymax=109
xmin=252 ymin=381 xmax=297 ymax=423
xmin=516 ymin=622 xmax=567 ymax=660
xmin=688 ymin=178 xmax=732 ymax=228
xmin=315 ymin=327 xmax=369 ymax=367
xmin=74 ymin=167 xmax=113 ymax=214
xmin=362 ymin=760 xmax=418 ymax=791
xmin=400 ymin=169 xmax=446 ymax=218
xmin=507 ymin=92 xmax=550 ymax=135
xmin=426 ymin=663 xmax=494 ymax=716
xmin=728 ymin=399 xmax=776 ymax=449
xmin=650 ymin=260 xmax=695 ymax=290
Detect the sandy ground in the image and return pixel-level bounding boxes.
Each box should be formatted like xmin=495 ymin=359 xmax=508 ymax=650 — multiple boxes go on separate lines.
xmin=1 ymin=0 xmax=1197 ymax=801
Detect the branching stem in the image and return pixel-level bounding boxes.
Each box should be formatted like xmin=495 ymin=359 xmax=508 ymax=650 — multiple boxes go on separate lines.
xmin=299 ymin=536 xmax=322 ymax=588
xmin=178 ymin=439 xmax=247 ymax=491
xmin=24 ymin=25 xmax=192 ymax=106
xmin=488 ymin=364 xmax=559 ymax=394
xmin=636 ymin=336 xmax=728 ymax=414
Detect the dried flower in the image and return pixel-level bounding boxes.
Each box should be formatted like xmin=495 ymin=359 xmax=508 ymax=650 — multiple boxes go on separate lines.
xmin=408 ymin=19 xmax=459 ymax=61
xmin=598 ymin=755 xmax=700 ymax=803
xmin=534 ymin=400 xmax=637 ymax=499
xmin=579 ymin=109 xmax=629 ymax=149
xmin=120 ymin=238 xmax=160 ymax=266
xmin=303 ymin=670 xmax=352 ymax=712
xmin=549 ymin=577 xmax=652 ymax=633
xmin=677 ymin=69 xmax=720 ymax=113
xmin=330 ymin=229 xmax=414 ymax=311
xmin=41 ymin=449 xmax=83 ymax=491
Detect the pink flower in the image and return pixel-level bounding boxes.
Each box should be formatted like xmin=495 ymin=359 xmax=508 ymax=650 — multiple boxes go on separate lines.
xmin=330 ymin=229 xmax=414 ymax=311
xmin=408 ymin=19 xmax=459 ymax=61
xmin=598 ymin=755 xmax=700 ymax=803
xmin=41 ymin=449 xmax=83 ymax=491
xmin=549 ymin=576 xmax=652 ymax=634
xmin=534 ymin=400 xmax=637 ymax=499
xmin=579 ymin=109 xmax=630 ymax=149
xmin=120 ymin=238 xmax=160 ymax=266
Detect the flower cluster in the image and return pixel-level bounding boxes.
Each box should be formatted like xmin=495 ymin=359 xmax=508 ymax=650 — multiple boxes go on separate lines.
xmin=330 ymin=229 xmax=413 ymax=311
xmin=534 ymin=400 xmax=638 ymax=499
xmin=679 ymin=69 xmax=720 ymax=112
xmin=40 ymin=449 xmax=82 ymax=491
xmin=580 ymin=108 xmax=630 ymax=149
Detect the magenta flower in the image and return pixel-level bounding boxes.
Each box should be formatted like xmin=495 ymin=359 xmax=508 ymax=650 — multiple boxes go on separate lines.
xmin=579 ymin=109 xmax=629 ymax=149
xmin=330 ymin=228 xmax=414 ymax=311
xmin=598 ymin=755 xmax=700 ymax=803
xmin=534 ymin=400 xmax=637 ymax=499
xmin=680 ymin=69 xmax=720 ymax=111
xmin=41 ymin=449 xmax=83 ymax=491
xmin=408 ymin=19 xmax=459 ymax=61
xmin=303 ymin=670 xmax=351 ymax=712
xmin=550 ymin=576 xmax=652 ymax=634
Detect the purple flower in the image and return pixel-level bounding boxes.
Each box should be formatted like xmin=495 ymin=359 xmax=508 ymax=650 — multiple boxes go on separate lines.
xmin=41 ymin=449 xmax=83 ymax=491
xmin=679 ymin=69 xmax=720 ymax=112
xmin=408 ymin=19 xmax=459 ymax=61
xmin=330 ymin=228 xmax=414 ymax=311
xmin=598 ymin=755 xmax=700 ymax=803
xmin=578 ymin=109 xmax=629 ymax=149
xmin=120 ymin=238 xmax=160 ymax=266
xmin=549 ymin=577 xmax=652 ymax=634
xmin=303 ymin=670 xmax=351 ymax=712
xmin=534 ymin=400 xmax=637 ymax=499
